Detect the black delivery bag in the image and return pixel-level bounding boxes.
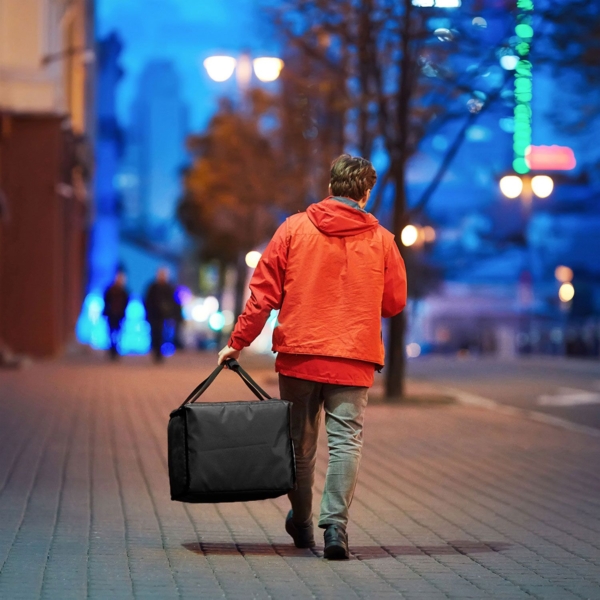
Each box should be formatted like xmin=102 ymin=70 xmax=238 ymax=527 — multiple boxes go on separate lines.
xmin=168 ymin=359 xmax=296 ymax=503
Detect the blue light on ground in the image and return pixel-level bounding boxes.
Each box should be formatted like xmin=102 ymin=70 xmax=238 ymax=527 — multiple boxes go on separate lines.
xmin=76 ymin=292 xmax=151 ymax=354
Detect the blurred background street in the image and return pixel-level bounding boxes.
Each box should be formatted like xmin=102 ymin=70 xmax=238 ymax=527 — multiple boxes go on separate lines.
xmin=408 ymin=356 xmax=600 ymax=430
xmin=1 ymin=0 xmax=600 ymax=597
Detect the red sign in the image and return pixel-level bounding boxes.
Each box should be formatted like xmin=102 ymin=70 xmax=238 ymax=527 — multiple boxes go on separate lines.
xmin=525 ymin=145 xmax=576 ymax=171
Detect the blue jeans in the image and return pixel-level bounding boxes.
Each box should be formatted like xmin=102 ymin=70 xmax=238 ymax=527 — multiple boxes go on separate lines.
xmin=279 ymin=374 xmax=369 ymax=529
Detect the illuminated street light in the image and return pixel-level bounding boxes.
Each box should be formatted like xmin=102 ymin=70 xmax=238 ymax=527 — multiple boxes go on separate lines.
xmin=204 ymin=55 xmax=284 ymax=85
xmin=245 ymin=250 xmax=262 ymax=268
xmin=203 ymin=56 xmax=237 ymax=82
xmin=253 ymin=57 xmax=284 ymax=82
xmin=555 ymin=265 xmax=573 ymax=283
xmin=499 ymin=175 xmax=523 ymax=199
xmin=531 ymin=175 xmax=554 ymax=198
xmin=558 ymin=282 xmax=575 ymax=303
xmin=401 ymin=225 xmax=419 ymax=247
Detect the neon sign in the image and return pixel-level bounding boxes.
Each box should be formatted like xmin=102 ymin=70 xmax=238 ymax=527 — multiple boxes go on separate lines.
xmin=525 ymin=145 xmax=576 ymax=171
xmin=512 ymin=0 xmax=534 ymax=175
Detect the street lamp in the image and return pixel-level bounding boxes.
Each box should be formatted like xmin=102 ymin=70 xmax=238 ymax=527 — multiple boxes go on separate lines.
xmin=530 ymin=175 xmax=553 ymax=199
xmin=253 ymin=58 xmax=284 ymax=82
xmin=558 ymin=282 xmax=575 ymax=303
xmin=245 ymin=251 xmax=262 ymax=268
xmin=203 ymin=56 xmax=237 ymax=82
xmin=554 ymin=265 xmax=573 ymax=283
xmin=401 ymin=225 xmax=419 ymax=247
xmin=499 ymin=175 xmax=523 ymax=199
xmin=499 ymin=173 xmax=553 ymax=205
xmin=555 ymin=265 xmax=575 ymax=305
xmin=203 ymin=54 xmax=284 ymax=86
xmin=401 ymin=224 xmax=436 ymax=248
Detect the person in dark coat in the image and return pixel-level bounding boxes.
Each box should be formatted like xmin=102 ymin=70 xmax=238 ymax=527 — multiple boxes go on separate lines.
xmin=103 ymin=272 xmax=130 ymax=360
xmin=144 ymin=267 xmax=180 ymax=363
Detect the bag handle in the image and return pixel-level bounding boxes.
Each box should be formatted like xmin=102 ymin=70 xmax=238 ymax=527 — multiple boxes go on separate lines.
xmin=177 ymin=358 xmax=272 ymax=409
xmin=227 ymin=359 xmax=272 ymax=401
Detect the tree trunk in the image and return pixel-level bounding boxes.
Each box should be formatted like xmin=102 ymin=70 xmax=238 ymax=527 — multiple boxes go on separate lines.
xmin=384 ymin=0 xmax=413 ymax=402
xmin=386 ymin=311 xmax=407 ymax=399
xmin=385 ymin=162 xmax=409 ymax=400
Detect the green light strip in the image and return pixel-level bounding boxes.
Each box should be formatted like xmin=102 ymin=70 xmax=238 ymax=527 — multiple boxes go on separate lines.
xmin=513 ymin=0 xmax=534 ymax=174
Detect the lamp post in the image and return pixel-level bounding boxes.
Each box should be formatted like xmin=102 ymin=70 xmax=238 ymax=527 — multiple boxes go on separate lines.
xmin=400 ymin=224 xmax=436 ymax=248
xmin=499 ymin=171 xmax=554 ymax=354
xmin=499 ymin=173 xmax=553 ymax=207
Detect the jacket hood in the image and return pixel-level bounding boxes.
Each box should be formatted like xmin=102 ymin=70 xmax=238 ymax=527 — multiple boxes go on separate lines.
xmin=306 ymin=197 xmax=379 ymax=237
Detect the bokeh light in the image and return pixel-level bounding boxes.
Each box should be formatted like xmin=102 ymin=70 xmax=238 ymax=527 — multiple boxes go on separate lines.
xmin=203 ymin=56 xmax=236 ymax=82
xmin=423 ymin=226 xmax=436 ymax=243
xmin=500 ymin=55 xmax=519 ymax=70
xmin=531 ymin=175 xmax=554 ymax=198
xmin=499 ymin=175 xmax=523 ymax=199
xmin=191 ymin=302 xmax=210 ymax=323
xmin=401 ymin=225 xmax=419 ymax=247
xmin=208 ymin=311 xmax=226 ymax=331
xmin=203 ymin=296 xmax=219 ymax=313
xmin=161 ymin=342 xmax=176 ymax=357
xmin=515 ymin=24 xmax=534 ymax=39
xmin=555 ymin=266 xmax=573 ymax=283
xmin=558 ymin=282 xmax=575 ymax=303
xmin=406 ymin=343 xmax=422 ymax=358
xmin=175 ymin=285 xmax=193 ymax=305
xmin=252 ymin=57 xmax=284 ymax=82
xmin=245 ymin=250 xmax=262 ymax=268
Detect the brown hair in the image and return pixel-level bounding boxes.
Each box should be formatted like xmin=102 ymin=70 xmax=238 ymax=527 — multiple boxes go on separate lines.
xmin=329 ymin=154 xmax=377 ymax=202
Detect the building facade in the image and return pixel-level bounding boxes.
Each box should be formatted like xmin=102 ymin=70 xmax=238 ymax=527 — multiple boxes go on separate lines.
xmin=0 ymin=0 xmax=94 ymax=357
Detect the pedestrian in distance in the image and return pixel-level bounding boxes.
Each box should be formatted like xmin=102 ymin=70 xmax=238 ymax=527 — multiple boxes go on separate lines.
xmin=103 ymin=271 xmax=130 ymax=361
xmin=144 ymin=267 xmax=181 ymax=363
xmin=218 ymin=154 xmax=407 ymax=559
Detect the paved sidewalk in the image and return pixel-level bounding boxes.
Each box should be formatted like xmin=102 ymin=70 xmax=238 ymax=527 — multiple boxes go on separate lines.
xmin=0 ymin=352 xmax=599 ymax=599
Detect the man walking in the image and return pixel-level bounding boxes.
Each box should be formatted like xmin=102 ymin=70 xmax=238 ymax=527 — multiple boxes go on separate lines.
xmin=144 ymin=267 xmax=180 ymax=363
xmin=218 ymin=155 xmax=407 ymax=559
xmin=103 ymin=271 xmax=130 ymax=360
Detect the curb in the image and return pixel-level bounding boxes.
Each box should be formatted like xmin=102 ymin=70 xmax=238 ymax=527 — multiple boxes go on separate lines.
xmin=446 ymin=386 xmax=600 ymax=438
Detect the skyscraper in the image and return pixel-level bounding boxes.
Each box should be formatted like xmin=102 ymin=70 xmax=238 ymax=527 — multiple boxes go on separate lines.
xmin=124 ymin=61 xmax=188 ymax=242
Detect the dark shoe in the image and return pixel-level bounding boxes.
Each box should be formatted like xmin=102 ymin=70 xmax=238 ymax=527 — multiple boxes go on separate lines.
xmin=323 ymin=525 xmax=349 ymax=560
xmin=285 ymin=510 xmax=315 ymax=548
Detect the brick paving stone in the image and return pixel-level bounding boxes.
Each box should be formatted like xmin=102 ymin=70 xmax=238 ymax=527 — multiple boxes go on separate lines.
xmin=1 ymin=353 xmax=600 ymax=599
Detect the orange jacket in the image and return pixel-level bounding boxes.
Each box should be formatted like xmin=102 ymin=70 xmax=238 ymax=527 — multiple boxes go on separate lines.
xmin=229 ymin=197 xmax=407 ymax=367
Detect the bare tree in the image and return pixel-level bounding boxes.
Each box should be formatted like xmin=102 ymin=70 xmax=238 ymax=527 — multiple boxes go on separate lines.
xmin=271 ymin=0 xmax=513 ymax=398
xmin=537 ymin=0 xmax=600 ymax=173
